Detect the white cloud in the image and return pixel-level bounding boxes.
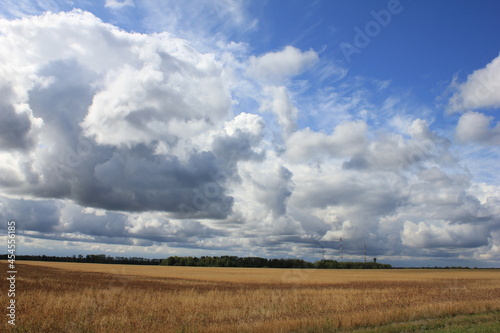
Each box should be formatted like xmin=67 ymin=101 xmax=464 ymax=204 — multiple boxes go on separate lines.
xmin=0 ymin=9 xmax=498 ymax=266
xmin=0 ymin=10 xmax=141 ymax=74
xmin=1 ymin=9 xmax=232 ymax=148
xmin=82 ymin=46 xmax=231 ymax=147
xmin=402 ymin=221 xmax=489 ymax=249
xmin=285 ymin=121 xmax=367 ymax=163
xmin=105 ymin=0 xmax=134 ymax=9
xmin=248 ymin=46 xmax=319 ymax=83
xmin=223 ymin=112 xmax=264 ymax=138
xmin=455 ymin=111 xmax=500 ymax=145
xmin=0 ymin=11 xmax=235 ymax=218
xmin=467 ymin=182 xmax=500 ymax=205
xmin=448 ymin=53 xmax=500 ymax=113
xmin=260 ymin=86 xmax=299 ymax=137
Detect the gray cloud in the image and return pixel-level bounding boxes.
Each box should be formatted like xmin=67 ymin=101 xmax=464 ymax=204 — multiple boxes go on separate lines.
xmin=0 ymin=197 xmax=227 ymax=247
xmin=0 ymin=84 xmax=37 ymax=151
xmin=0 ymin=12 xmax=237 ymax=219
xmin=0 ymin=10 xmax=498 ymax=266
xmin=0 ymin=197 xmax=61 ymax=232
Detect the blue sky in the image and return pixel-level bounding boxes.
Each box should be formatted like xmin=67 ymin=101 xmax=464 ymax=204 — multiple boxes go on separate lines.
xmin=0 ymin=0 xmax=499 ymax=267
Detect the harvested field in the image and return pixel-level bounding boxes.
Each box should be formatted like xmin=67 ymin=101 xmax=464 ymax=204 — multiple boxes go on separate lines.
xmin=1 ymin=261 xmax=500 ymax=332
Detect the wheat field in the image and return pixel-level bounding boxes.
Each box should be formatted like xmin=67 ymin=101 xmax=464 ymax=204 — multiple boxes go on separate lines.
xmin=1 ymin=261 xmax=500 ymax=332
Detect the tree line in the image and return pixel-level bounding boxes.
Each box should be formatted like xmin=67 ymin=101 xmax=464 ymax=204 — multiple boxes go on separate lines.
xmin=0 ymin=254 xmax=162 ymax=265
xmin=160 ymin=256 xmax=392 ymax=269
xmin=0 ymin=254 xmax=392 ymax=268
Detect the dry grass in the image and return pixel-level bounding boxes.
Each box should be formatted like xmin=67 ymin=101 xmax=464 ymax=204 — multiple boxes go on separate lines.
xmin=1 ymin=261 xmax=500 ymax=332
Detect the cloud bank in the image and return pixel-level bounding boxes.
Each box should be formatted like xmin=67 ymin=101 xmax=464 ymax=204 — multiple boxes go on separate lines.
xmin=0 ymin=9 xmax=499 ymax=266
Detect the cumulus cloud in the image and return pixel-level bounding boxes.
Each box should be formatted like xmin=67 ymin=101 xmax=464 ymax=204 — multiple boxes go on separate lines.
xmin=281 ymin=117 xmax=498 ymax=260
xmin=0 ymin=11 xmax=236 ymax=219
xmin=402 ymin=221 xmax=489 ymax=249
xmin=448 ymin=53 xmax=500 ymax=113
xmin=455 ymin=111 xmax=500 ymax=145
xmin=0 ymin=197 xmax=62 ymax=233
xmin=342 ymin=119 xmax=454 ymax=172
xmin=248 ymin=46 xmax=319 ymax=83
xmin=285 ymin=121 xmax=367 ymax=163
xmin=0 ymin=9 xmax=498 ymax=266
xmin=79 ymin=31 xmax=232 ymax=148
xmin=212 ymin=112 xmax=265 ymax=164
xmin=0 ymin=78 xmax=42 ymax=152
xmin=0 ymin=99 xmax=36 ymax=151
xmin=0 ymin=197 xmax=225 ymax=248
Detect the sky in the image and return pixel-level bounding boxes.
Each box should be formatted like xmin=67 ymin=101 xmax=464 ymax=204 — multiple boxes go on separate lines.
xmin=0 ymin=0 xmax=499 ymax=267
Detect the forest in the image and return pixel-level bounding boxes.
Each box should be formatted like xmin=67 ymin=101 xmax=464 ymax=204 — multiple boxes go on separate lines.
xmin=160 ymin=256 xmax=392 ymax=269
xmin=0 ymin=254 xmax=162 ymax=265
xmin=1 ymin=254 xmax=392 ymax=268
